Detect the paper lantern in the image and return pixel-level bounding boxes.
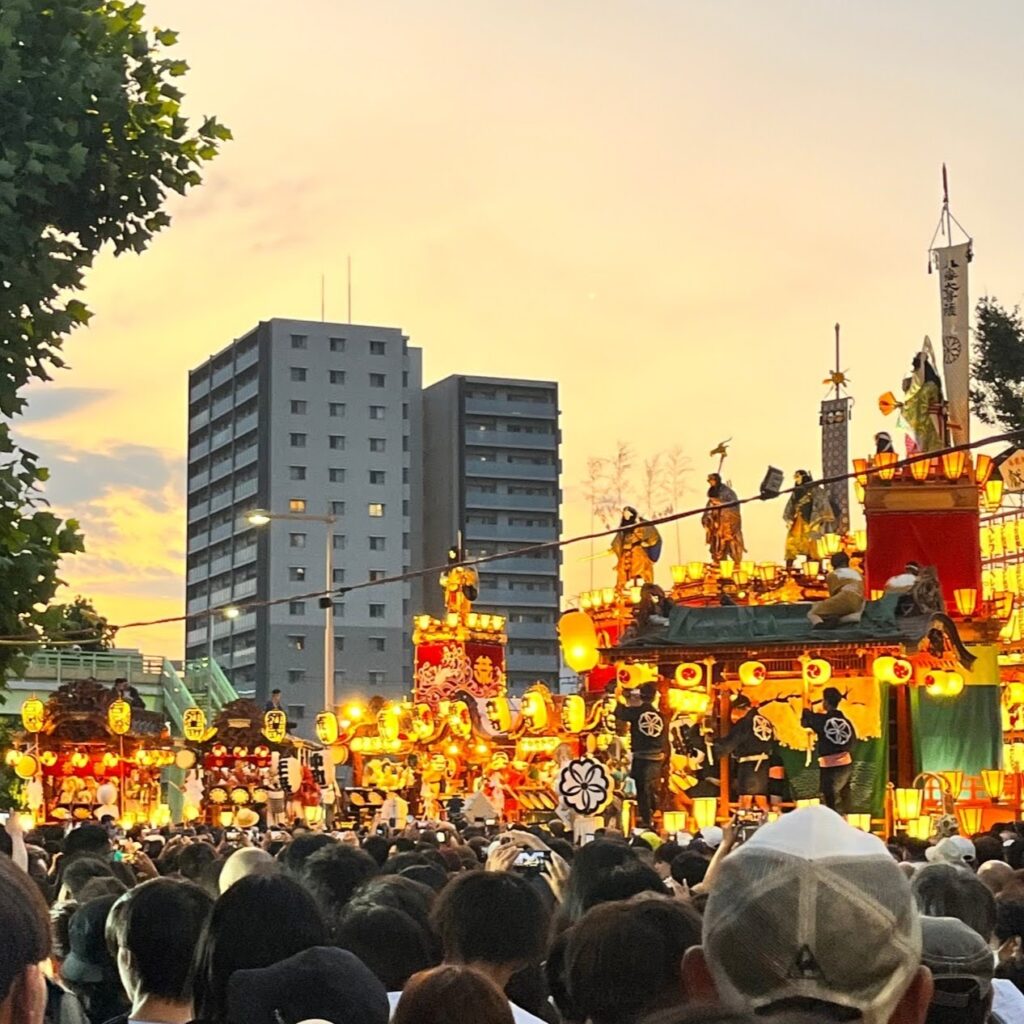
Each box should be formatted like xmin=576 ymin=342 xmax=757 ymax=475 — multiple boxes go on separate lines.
xmin=940 ymin=770 xmax=964 ymax=799
xmin=687 ymin=561 xmax=705 ymax=580
xmin=719 ymin=559 xmax=735 ymax=580
xmin=846 ymin=814 xmax=872 ymax=831
xmin=796 ymin=798 xmax=821 ymax=809
xmin=662 ymin=810 xmax=688 ymax=833
xmin=378 ymin=705 xmax=401 ymax=743
xmin=96 ymin=782 xmax=117 ymax=806
xmin=944 ymin=672 xmax=965 ymax=697
xmin=20 ymin=697 xmax=44 ymax=733
xmin=484 ymin=697 xmax=511 ymax=734
xmin=263 ymin=709 xmax=287 ymax=743
xmin=956 ymin=805 xmax=983 ymax=836
xmin=558 ymin=611 xmax=600 ymax=674
xmin=875 ymin=451 xmax=898 ymax=481
xmin=229 ymin=787 xmax=250 ymax=805
xmin=668 ymin=688 xmax=711 ymax=716
xmin=982 ymin=769 xmax=1005 ymax=801
xmin=803 ymin=658 xmax=832 ymax=685
xmin=521 ymin=691 xmax=549 ymax=731
xmin=674 ymin=663 xmax=703 ymax=688
xmin=984 ymin=477 xmax=1004 ymax=512
xmin=1008 ymin=682 xmax=1024 ymax=706
xmin=894 ymin=787 xmax=922 ymax=821
xmin=873 ymin=656 xmax=914 ymax=685
xmin=852 ymin=458 xmax=869 ymax=486
xmin=692 ymin=796 xmax=717 ymax=829
xmin=315 ymin=711 xmax=339 ymax=745
xmin=942 ymin=450 xmax=967 ymax=481
xmin=906 ymin=816 xmax=932 ymax=840
xmin=909 ymin=456 xmax=931 ymax=482
xmin=14 ymin=753 xmax=38 ymax=780
xmin=738 ymin=661 xmax=766 ymax=686
xmin=561 ymin=695 xmax=586 ymax=733
xmin=182 ymin=707 xmax=207 ymax=744
xmin=923 ymin=669 xmax=948 ymax=696
xmin=670 ymin=565 xmax=686 ymax=585
xmin=175 ymin=749 xmax=196 ymax=770
xmin=954 ymin=588 xmax=978 ymax=617
xmin=975 ymin=453 xmax=994 ymax=487
xmin=805 ymin=560 xmax=820 ymax=577
xmin=218 ymin=810 xmax=234 ymax=827
xmin=40 ymin=751 xmax=57 ymax=767
xmin=107 ymin=699 xmax=132 ymax=736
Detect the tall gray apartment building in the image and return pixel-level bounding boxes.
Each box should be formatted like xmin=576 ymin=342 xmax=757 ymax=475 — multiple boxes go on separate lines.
xmin=423 ymin=376 xmax=562 ymax=693
xmin=185 ymin=319 xmax=423 ymax=724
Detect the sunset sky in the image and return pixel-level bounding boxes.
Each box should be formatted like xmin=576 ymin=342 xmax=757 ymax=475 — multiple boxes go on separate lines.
xmin=16 ymin=0 xmax=1024 ymax=661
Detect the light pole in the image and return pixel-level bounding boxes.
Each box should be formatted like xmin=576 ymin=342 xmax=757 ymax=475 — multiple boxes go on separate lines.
xmin=246 ymin=508 xmax=337 ymax=711
xmin=204 ymin=605 xmax=240 ymax=672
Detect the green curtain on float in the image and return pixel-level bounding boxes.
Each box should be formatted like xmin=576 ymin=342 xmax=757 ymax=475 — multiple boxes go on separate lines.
xmin=776 ymin=683 xmax=890 ymax=818
xmin=911 ymin=685 xmax=1002 ymax=777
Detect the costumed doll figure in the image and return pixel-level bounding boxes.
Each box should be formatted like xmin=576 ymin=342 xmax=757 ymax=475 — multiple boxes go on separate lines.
xmin=182 ymin=769 xmax=204 ymax=822
xmin=611 ymin=506 xmax=662 ymax=588
xmin=783 ymin=470 xmax=836 ymax=564
xmin=901 ymin=338 xmax=945 ymax=454
xmin=440 ymin=545 xmax=479 ymax=620
xmin=702 ymin=474 xmax=745 ymax=563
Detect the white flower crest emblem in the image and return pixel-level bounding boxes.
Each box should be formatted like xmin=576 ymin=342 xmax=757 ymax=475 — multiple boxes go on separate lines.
xmin=824 ymin=716 xmax=853 ymax=746
xmin=638 ymin=710 xmax=664 ymax=738
xmin=557 ymin=757 xmax=612 ymax=815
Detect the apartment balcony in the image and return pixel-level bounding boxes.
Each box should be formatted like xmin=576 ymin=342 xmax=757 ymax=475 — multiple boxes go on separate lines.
xmin=234 ymin=544 xmax=257 ymax=566
xmin=235 ymin=477 xmax=258 ymax=502
xmin=476 ymin=587 xmax=557 ymax=608
xmin=465 ymin=429 xmax=556 ymax=451
xmin=234 ymin=577 xmax=257 ymax=600
xmin=188 ymin=439 xmax=209 ymax=463
xmin=234 ymin=444 xmax=258 ymax=470
xmin=211 ymin=364 xmax=233 ymax=389
xmin=506 ymin=652 xmax=559 ymax=675
xmin=208 ymin=458 xmax=234 ymax=485
xmin=210 ymin=394 xmax=234 ymax=421
xmin=186 ymin=565 xmax=209 ymax=585
xmin=505 ymin=621 xmax=556 ymax=640
xmin=209 ymin=554 xmax=233 ymax=577
xmin=209 ymin=489 xmax=233 ymax=514
xmin=187 ymin=469 xmax=209 ymax=493
xmin=464 ymin=397 xmax=556 ymax=419
xmin=484 ymin=556 xmax=560 ymax=575
xmin=465 ymin=491 xmax=556 ymax=511
xmin=465 ymin=523 xmax=557 ymax=544
xmin=236 ymin=379 xmax=258 ymax=405
xmin=187 ymin=503 xmax=209 ymax=525
xmin=187 ymin=534 xmax=209 ymax=555
xmin=209 ymin=427 xmax=233 ymax=453
xmin=235 ymin=346 xmax=258 ymax=374
xmin=189 ymin=379 xmax=210 ymax=404
xmin=465 ymin=461 xmax=557 ymax=482
xmin=234 ymin=411 xmax=258 ymax=438
xmin=190 ymin=407 xmax=210 ymax=430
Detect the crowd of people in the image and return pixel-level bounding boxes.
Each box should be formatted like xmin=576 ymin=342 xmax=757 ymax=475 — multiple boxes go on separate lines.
xmin=4 ymin=805 xmax=1024 ymax=1024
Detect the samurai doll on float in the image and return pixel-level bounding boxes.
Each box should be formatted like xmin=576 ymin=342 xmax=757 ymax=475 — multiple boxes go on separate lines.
xmin=782 ymin=470 xmax=836 ymax=565
xmin=702 ymin=474 xmax=745 ymax=564
xmin=611 ymin=506 xmax=662 ymax=588
xmin=901 ymin=337 xmax=945 ymax=454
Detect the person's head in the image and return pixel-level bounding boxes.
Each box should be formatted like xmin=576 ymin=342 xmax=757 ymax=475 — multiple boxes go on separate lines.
xmin=919 ymin=916 xmax=993 ymax=1024
xmin=831 ymin=552 xmax=850 ymax=571
xmin=653 ymin=840 xmax=682 ymax=880
xmin=905 ymin=561 xmax=921 ymax=576
xmin=561 ymin=840 xmax=639 ymax=925
xmin=226 ymin=946 xmax=389 ymax=1024
xmin=106 ymin=878 xmax=212 ymax=1008
xmin=432 ymin=871 xmax=549 ymax=979
xmin=794 ymin=469 xmax=812 ymax=486
xmin=567 ymin=898 xmax=701 ymax=1024
xmin=62 ymin=825 xmax=111 ymax=860
xmin=0 ymin=855 xmax=50 ymax=1024
xmin=62 ymin=856 xmax=117 ymax=901
xmin=299 ymin=843 xmax=378 ymax=920
xmin=670 ymin=851 xmax=710 ymax=889
xmin=924 ymin=836 xmax=976 ymax=869
xmin=277 ymin=832 xmax=336 ymax=878
xmin=77 ymin=876 xmax=127 ymax=903
xmin=912 ymin=863 xmax=996 ymax=941
xmin=361 ymin=834 xmax=390 ymax=867
xmin=978 ymin=858 xmax=1015 ymax=896
xmin=580 ymin=860 xmax=667 ymax=914
xmin=270 ymin=689 xmax=282 ymax=703
xmin=177 ymin=841 xmax=218 ymax=883
xmin=336 ymin=903 xmax=438 ymax=990
xmin=971 ymin=834 xmax=1003 ymax=867
xmin=638 ymin=682 xmax=657 ymax=703
xmin=62 ymin=895 xmax=127 ymax=1020
xmin=191 ymin=874 xmax=328 ymax=1024
xmin=822 ymin=687 xmax=843 ymax=711
xmin=993 ymin=895 xmax=1024 ymax=962
xmin=218 ymin=847 xmax=277 ymax=893
xmin=684 ymin=807 xmax=932 ymax=1024
xmin=393 ymin=965 xmax=513 ymax=1024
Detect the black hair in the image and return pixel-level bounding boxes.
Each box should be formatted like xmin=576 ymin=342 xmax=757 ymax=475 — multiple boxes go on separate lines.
xmin=566 ymin=898 xmax=701 ymax=1024
xmin=822 ymin=687 xmax=843 ymax=709
xmin=62 ymin=856 xmax=116 ymax=900
xmin=912 ymin=863 xmax=996 ymax=940
xmin=973 ymin=834 xmax=1005 ymax=867
xmin=432 ymin=871 xmax=549 ymax=969
xmin=995 ymin=895 xmax=1024 ymax=943
xmin=270 ymin=688 xmax=281 ymax=695
xmin=77 ymin=877 xmax=127 ymax=903
xmin=670 ymin=851 xmax=710 ymax=888
xmin=277 ymin=833 xmax=336 ymax=878
xmin=0 ymin=856 xmax=50 ymax=1002
xmin=300 ymin=844 xmax=378 ymax=921
xmin=62 ymin=825 xmax=111 ymax=859
xmin=344 ymin=875 xmax=438 ymax=957
xmin=831 ymin=552 xmax=850 ymax=570
xmin=191 ymin=874 xmax=328 ymax=1024
xmin=106 ymin=878 xmax=212 ymax=1002
xmin=560 ymin=841 xmax=638 ymax=926
xmin=336 ymin=903 xmax=438 ymax=990
xmin=638 ymin=682 xmax=657 ymax=702
xmin=654 ymin=841 xmax=682 ymax=866
xmin=177 ymin=841 xmax=218 ymax=883
xmin=361 ymin=835 xmax=390 ymax=867
xmin=578 ymin=861 xmax=667 ymax=915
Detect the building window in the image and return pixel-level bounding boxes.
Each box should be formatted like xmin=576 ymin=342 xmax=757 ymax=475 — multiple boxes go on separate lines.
xmin=288 ymin=466 xmax=306 ymax=481
xmin=332 ymin=535 xmax=346 ymax=550
xmin=290 ymin=367 xmax=307 ymax=382
xmin=368 ymin=502 xmax=385 ymax=517
xmin=329 ymin=337 xmax=345 ymax=352
xmin=368 ymin=671 xmax=385 ymax=688
xmin=330 ymin=501 xmax=346 ymax=515
xmin=402 ymin=435 xmax=409 ymax=452
xmin=287 ymin=669 xmax=306 ymax=684
xmin=289 ymin=600 xmax=306 ymax=615
xmin=330 ymin=370 xmax=346 ymax=384
xmin=287 ymin=704 xmax=305 ymax=720
xmin=289 ymin=433 xmax=306 ymax=448
xmin=289 ymin=498 xmax=306 ymax=513
xmin=402 ymin=468 xmax=409 ymax=483
xmin=288 ymin=567 xmax=306 ymax=582
xmin=289 ymin=533 xmax=306 ymax=548
xmin=290 ymin=400 xmax=307 ymax=414
xmin=369 ymin=340 xmax=386 ymax=355
xmin=369 ymin=636 xmax=386 ymax=652
xmin=368 ymin=569 xmax=385 ymax=581
xmin=369 ymin=470 xmax=385 ymax=485
xmin=369 ymin=604 xmax=385 ymax=619
xmin=329 ymin=402 xmax=346 ymax=418
xmin=403 ymin=532 xmax=409 ymax=550
xmin=369 ymin=437 xmax=386 ymax=453
xmin=402 ymin=402 xmax=409 ymax=420
xmin=329 ymin=435 xmax=346 ymax=450
xmin=369 ymin=536 xmax=386 ymax=551
xmin=369 ymin=373 xmax=386 ymax=388
xmin=290 ymin=335 xmax=307 ymax=349
xmin=402 ymin=499 xmax=409 ymax=516
xmin=369 ymin=405 xmax=385 ymax=420
xmin=287 ymin=634 xmax=306 ymax=651
xmin=402 ymin=370 xmax=409 ymax=387
xmin=329 ymin=468 xmax=345 ymax=483
xmin=333 ymin=603 xmax=345 ymax=618
xmin=332 ymin=568 xmax=345 ymax=584
xmin=334 ymin=636 xmax=345 ymax=652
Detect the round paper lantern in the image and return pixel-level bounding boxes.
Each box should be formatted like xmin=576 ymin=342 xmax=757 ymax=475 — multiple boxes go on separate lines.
xmin=232 ymin=746 xmax=249 ymax=759
xmin=803 ymin=658 xmax=832 ymax=685
xmin=39 ymin=751 xmax=57 ymax=767
xmin=252 ymin=788 xmax=268 ymax=804
xmin=209 ymin=787 xmax=229 ymax=804
xmin=674 ymin=663 xmax=703 ymax=688
xmin=20 ymin=697 xmax=45 ymax=733
xmin=943 ymin=671 xmax=965 ymax=697
xmin=182 ymin=707 xmax=207 ymax=744
xmin=923 ymin=668 xmax=948 ymax=696
xmin=230 ymin=787 xmax=250 ymax=805
xmin=485 ymin=697 xmax=512 ymax=733
xmin=378 ymin=705 xmax=401 ymax=743
xmin=263 ymin=710 xmax=288 ymax=744
xmin=561 ymin=695 xmax=586 ymax=733
xmin=96 ymin=783 xmax=117 ymax=806
xmin=521 ymin=690 xmax=549 ymax=731
xmin=26 ymin=779 xmax=43 ymax=810
xmin=175 ymin=749 xmax=196 ymax=770
xmin=738 ymin=661 xmax=766 ymax=686
xmin=107 ymin=699 xmax=132 ymax=736
xmin=315 ymin=711 xmax=339 ymax=745
xmin=873 ymin=656 xmax=913 ymax=685
xmin=14 ymin=753 xmax=38 ymax=780
xmin=558 ymin=611 xmax=600 ymax=674
xmin=330 ymin=745 xmax=349 ymax=766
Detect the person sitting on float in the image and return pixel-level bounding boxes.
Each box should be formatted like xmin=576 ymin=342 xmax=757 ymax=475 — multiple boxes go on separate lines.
xmin=807 ymin=552 xmax=865 ymax=627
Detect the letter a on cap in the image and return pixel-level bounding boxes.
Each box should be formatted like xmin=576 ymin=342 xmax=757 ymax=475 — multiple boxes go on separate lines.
xmin=790 ymin=945 xmax=824 ymax=981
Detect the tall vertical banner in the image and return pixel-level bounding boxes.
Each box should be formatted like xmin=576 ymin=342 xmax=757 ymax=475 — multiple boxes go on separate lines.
xmin=933 ymin=241 xmax=971 ymax=446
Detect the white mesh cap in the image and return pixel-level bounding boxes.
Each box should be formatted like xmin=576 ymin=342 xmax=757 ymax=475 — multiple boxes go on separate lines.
xmin=702 ymin=806 xmax=922 ymax=1024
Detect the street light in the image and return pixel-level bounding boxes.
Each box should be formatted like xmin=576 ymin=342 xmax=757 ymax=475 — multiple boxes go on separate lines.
xmin=204 ymin=605 xmax=240 ymax=671
xmin=244 ymin=507 xmax=337 ymax=711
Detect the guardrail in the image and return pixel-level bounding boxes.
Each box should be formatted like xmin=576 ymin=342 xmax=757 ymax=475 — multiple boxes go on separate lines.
xmin=26 ymin=650 xmax=158 ymax=685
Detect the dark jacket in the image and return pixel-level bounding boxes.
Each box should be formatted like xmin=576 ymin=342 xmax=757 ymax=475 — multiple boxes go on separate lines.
xmin=615 ymin=700 xmax=668 ymax=758
xmin=715 ymin=709 xmax=776 ymax=760
xmin=801 ymin=707 xmax=857 ymax=756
